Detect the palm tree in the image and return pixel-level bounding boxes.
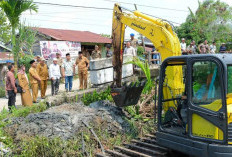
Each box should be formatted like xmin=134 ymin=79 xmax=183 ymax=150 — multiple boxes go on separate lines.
xmin=0 ymin=0 xmax=38 ymax=68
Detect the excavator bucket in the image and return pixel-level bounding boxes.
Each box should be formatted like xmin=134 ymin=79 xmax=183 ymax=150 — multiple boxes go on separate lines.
xmin=111 ymin=80 xmax=146 ymax=107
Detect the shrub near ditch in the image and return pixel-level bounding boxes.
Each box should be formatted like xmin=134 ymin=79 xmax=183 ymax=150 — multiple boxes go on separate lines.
xmin=82 ymin=87 xmax=113 ymax=106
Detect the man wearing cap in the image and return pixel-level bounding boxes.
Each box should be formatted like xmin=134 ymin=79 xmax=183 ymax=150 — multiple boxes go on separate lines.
xmin=1 ymin=60 xmax=12 ymax=98
xmin=181 ymin=38 xmax=187 ymax=55
xmin=29 ymin=60 xmax=41 ymax=103
xmin=76 ymin=51 xmax=89 ymax=90
xmin=91 ymin=45 xmax=101 ymax=60
xmin=105 ymin=44 xmax=113 ymax=58
xmin=49 ymin=58 xmax=61 ymax=95
xmin=36 ymin=58 xmax=49 ymax=99
xmin=130 ymin=33 xmax=138 ymax=50
xmin=62 ymin=53 xmax=75 ymax=92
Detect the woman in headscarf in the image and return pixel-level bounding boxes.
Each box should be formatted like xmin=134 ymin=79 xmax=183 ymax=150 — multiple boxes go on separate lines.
xmin=17 ymin=64 xmax=33 ymax=106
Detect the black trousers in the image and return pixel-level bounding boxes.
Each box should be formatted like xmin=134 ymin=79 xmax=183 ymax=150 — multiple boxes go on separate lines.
xmin=51 ymin=79 xmax=60 ymax=95
xmin=7 ymin=90 xmax=16 ymax=111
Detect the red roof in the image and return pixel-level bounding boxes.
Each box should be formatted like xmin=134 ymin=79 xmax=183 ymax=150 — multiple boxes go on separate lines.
xmin=34 ymin=27 xmax=112 ymax=44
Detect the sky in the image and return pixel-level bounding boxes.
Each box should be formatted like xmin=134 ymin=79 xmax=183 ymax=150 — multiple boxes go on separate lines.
xmin=21 ymin=0 xmax=232 ymax=39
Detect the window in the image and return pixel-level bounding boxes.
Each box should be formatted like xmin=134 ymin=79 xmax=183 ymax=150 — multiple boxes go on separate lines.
xmin=228 ymin=66 xmax=232 ymax=94
xmin=192 ymin=61 xmax=221 ymax=105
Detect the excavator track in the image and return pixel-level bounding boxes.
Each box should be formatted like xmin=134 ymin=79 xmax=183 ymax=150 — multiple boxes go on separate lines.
xmin=95 ymin=134 xmax=174 ymax=157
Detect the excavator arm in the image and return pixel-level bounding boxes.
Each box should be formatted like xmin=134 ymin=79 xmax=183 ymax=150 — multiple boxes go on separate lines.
xmin=112 ymin=4 xmax=184 ymax=107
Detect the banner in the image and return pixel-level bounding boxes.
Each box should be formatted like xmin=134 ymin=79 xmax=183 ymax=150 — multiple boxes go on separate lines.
xmin=40 ymin=41 xmax=81 ymax=59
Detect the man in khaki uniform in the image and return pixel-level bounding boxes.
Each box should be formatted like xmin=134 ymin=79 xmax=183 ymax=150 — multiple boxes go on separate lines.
xmin=76 ymin=51 xmax=89 ymax=90
xmin=130 ymin=33 xmax=138 ymax=50
xmin=91 ymin=45 xmax=101 ymax=60
xmin=36 ymin=58 xmax=48 ymax=99
xmin=56 ymin=53 xmax=63 ymax=67
xmin=29 ymin=60 xmax=41 ymax=103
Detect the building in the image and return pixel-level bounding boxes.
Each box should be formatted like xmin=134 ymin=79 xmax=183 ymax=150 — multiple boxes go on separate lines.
xmin=32 ymin=27 xmax=112 ymax=58
xmin=0 ymin=43 xmax=13 ymax=84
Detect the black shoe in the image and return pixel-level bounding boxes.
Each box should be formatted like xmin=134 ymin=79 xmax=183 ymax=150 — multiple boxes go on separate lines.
xmin=66 ymin=89 xmax=68 ymax=92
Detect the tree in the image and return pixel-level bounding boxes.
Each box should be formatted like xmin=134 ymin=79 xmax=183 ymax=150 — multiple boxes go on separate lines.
xmin=17 ymin=23 xmax=37 ymax=72
xmin=0 ymin=10 xmax=11 ymax=43
xmin=176 ymin=0 xmax=232 ymax=46
xmin=0 ymin=0 xmax=38 ymax=68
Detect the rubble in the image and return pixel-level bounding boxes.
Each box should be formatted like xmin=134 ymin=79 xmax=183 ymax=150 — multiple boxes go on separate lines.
xmin=4 ymin=101 xmax=131 ymax=140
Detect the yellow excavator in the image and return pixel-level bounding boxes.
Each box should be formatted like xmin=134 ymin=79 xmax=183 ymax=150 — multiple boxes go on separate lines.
xmin=111 ymin=3 xmax=232 ymax=157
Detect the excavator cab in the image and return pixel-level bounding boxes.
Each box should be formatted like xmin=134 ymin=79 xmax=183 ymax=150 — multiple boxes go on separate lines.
xmin=157 ymin=54 xmax=232 ymax=157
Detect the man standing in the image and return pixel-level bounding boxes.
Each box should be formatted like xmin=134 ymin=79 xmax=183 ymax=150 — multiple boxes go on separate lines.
xmin=62 ymin=53 xmax=75 ymax=92
xmin=192 ymin=40 xmax=197 ymax=54
xmin=219 ymin=43 xmax=227 ymax=53
xmin=6 ymin=65 xmax=17 ymax=112
xmin=210 ymin=42 xmax=217 ymax=54
xmin=124 ymin=42 xmax=136 ymax=57
xmin=82 ymin=46 xmax=90 ymax=60
xmin=29 ymin=60 xmax=41 ymax=103
xmin=91 ymin=45 xmax=101 ymax=60
xmin=76 ymin=51 xmax=89 ymax=90
xmin=181 ymin=38 xmax=187 ymax=55
xmin=187 ymin=42 xmax=195 ymax=55
xmin=49 ymin=58 xmax=61 ymax=95
xmin=151 ymin=47 xmax=160 ymax=64
xmin=36 ymin=58 xmax=48 ymax=99
xmin=56 ymin=53 xmax=63 ymax=67
xmin=105 ymin=44 xmax=113 ymax=58
xmin=130 ymin=33 xmax=138 ymax=51
xmin=198 ymin=40 xmax=209 ymax=54
xmin=1 ymin=60 xmax=12 ymax=98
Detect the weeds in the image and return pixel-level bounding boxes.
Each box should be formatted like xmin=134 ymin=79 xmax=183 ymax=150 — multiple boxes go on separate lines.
xmin=82 ymin=87 xmax=113 ymax=106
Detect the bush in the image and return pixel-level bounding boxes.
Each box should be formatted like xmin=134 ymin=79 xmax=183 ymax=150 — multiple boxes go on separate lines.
xmin=137 ymin=46 xmax=145 ymax=56
xmin=81 ymin=87 xmax=113 ymax=106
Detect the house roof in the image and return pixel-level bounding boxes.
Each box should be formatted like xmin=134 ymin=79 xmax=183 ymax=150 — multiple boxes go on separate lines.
xmin=33 ymin=27 xmax=112 ymax=44
xmin=0 ymin=52 xmax=13 ymax=64
xmin=0 ymin=43 xmax=12 ymax=52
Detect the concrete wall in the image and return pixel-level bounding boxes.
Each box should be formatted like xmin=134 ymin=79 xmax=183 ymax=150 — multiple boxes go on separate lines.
xmin=89 ymin=55 xmax=133 ymax=85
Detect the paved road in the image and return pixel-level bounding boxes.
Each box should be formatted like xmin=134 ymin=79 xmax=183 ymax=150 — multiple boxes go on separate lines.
xmin=0 ymin=79 xmax=80 ymax=111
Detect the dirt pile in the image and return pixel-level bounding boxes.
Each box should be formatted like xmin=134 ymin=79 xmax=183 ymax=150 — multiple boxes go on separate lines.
xmin=5 ymin=101 xmax=130 ymax=140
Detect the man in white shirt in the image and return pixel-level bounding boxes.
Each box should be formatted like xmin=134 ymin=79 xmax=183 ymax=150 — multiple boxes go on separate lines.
xmin=181 ymin=38 xmax=187 ymax=55
xmin=62 ymin=53 xmax=75 ymax=92
xmin=49 ymin=58 xmax=61 ymax=95
xmin=124 ymin=42 xmax=136 ymax=57
xmin=210 ymin=41 xmax=217 ymax=54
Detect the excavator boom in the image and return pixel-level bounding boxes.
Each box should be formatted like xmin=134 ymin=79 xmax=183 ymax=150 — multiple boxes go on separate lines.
xmin=111 ymin=4 xmax=184 ymax=107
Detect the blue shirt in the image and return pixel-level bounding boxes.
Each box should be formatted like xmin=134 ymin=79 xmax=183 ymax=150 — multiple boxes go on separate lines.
xmin=219 ymin=46 xmax=226 ymax=53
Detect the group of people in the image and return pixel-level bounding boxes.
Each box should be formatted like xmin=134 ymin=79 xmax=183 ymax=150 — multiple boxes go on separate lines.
xmin=4 ymin=51 xmax=89 ymax=112
xmin=180 ymin=38 xmax=229 ymax=55
xmin=82 ymin=44 xmax=113 ymax=60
